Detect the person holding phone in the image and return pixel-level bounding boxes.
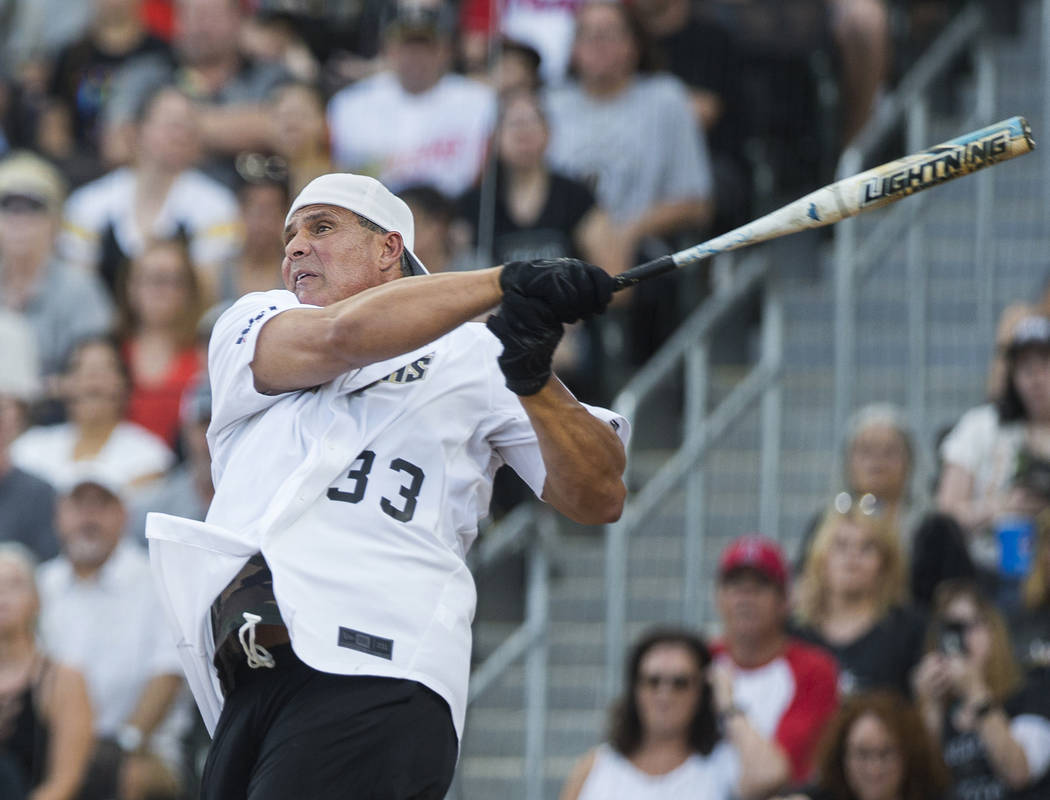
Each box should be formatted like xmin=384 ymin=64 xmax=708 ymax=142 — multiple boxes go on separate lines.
xmin=912 ymin=580 xmax=1050 ymax=799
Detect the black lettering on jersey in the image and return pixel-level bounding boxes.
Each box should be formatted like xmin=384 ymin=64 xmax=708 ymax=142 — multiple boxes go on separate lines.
xmin=327 ymin=453 xmax=426 ymax=523
xmin=379 ymin=354 xmax=434 ymax=385
xmin=338 ymin=627 xmax=393 ymax=660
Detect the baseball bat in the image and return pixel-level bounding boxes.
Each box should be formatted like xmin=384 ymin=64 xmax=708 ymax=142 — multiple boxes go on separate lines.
xmin=612 ymin=116 xmax=1035 ymax=291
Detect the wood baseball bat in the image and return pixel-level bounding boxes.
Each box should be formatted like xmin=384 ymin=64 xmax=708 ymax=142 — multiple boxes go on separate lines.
xmin=613 ymin=116 xmax=1035 ymax=291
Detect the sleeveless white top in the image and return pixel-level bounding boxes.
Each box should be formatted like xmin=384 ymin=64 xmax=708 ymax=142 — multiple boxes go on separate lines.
xmin=578 ymin=742 xmax=739 ymax=800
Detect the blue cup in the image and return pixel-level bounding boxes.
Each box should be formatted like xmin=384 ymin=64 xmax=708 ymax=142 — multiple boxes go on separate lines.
xmin=997 ymin=516 xmax=1035 ymax=577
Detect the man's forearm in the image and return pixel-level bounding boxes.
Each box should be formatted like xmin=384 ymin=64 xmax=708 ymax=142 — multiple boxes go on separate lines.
xmin=521 ymin=378 xmax=626 ymax=525
xmin=125 ymin=674 xmax=183 ymax=742
xmin=254 ymin=268 xmax=503 ymax=393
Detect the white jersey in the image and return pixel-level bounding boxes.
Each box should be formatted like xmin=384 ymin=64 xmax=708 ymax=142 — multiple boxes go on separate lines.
xmin=327 ymin=72 xmax=496 ymax=197
xmin=578 ymin=743 xmax=739 ymax=800
xmin=146 ymin=289 xmax=629 ymax=737
xmin=59 ymin=166 xmax=241 ymax=272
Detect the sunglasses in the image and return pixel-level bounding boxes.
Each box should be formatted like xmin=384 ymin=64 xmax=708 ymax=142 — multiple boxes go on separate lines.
xmin=637 ymin=673 xmax=698 ymax=692
xmin=0 ymin=193 xmax=49 ymax=213
xmin=833 ymin=491 xmax=880 ymax=516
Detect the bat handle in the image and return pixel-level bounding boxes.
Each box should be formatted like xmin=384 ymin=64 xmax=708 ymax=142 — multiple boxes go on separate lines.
xmin=612 ymin=255 xmax=677 ymax=292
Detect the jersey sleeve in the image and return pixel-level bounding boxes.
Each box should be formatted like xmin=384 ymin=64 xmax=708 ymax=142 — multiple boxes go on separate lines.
xmin=775 ymin=641 xmax=839 ymax=784
xmin=207 ymin=291 xmax=302 ymax=435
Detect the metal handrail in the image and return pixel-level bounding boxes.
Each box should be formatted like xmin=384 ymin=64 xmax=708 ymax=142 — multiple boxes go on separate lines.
xmin=456 ymin=506 xmax=554 ymax=800
xmin=833 ymin=0 xmax=994 ymax=477
xmin=603 ymin=250 xmax=782 ymax=696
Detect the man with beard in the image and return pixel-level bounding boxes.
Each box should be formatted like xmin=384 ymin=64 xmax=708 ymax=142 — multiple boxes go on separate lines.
xmin=37 ymin=473 xmax=191 ymax=800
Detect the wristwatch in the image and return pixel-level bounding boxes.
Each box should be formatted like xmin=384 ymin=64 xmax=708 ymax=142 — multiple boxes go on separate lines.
xmin=116 ymin=723 xmax=143 ymax=754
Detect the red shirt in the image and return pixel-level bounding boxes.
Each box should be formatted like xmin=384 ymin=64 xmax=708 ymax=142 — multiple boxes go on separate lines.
xmin=712 ymin=638 xmax=839 ymax=784
xmin=124 ymin=342 xmax=201 ymax=447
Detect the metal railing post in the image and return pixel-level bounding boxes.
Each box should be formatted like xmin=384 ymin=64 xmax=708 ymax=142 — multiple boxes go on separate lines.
xmin=603 ymin=509 xmax=629 ymax=700
xmin=905 ymin=100 xmax=930 ymax=484
xmin=682 ymin=342 xmax=709 ymax=627
xmin=834 ymin=149 xmax=862 ymax=439
xmin=759 ymin=277 xmax=784 ymax=538
xmin=973 ymin=29 xmax=998 ymax=350
xmin=523 ymin=518 xmax=550 ymax=800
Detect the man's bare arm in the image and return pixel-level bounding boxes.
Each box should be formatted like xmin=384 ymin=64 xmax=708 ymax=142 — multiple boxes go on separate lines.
xmin=252 ymin=268 xmax=502 ymax=393
xmin=521 ymin=378 xmax=626 ymax=525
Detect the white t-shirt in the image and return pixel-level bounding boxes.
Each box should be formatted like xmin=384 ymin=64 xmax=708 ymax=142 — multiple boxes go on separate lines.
xmin=327 ymin=72 xmax=497 ymax=197
xmin=578 ymin=743 xmax=739 ymax=800
xmin=939 ymin=403 xmax=1026 ymax=566
xmin=940 ymin=404 xmax=1026 ymax=506
xmin=10 ymin=420 xmax=174 ymax=492
xmin=146 ymin=289 xmax=629 ymax=738
xmin=59 ymin=166 xmax=241 ymax=272
xmin=37 ymin=541 xmax=191 ymax=769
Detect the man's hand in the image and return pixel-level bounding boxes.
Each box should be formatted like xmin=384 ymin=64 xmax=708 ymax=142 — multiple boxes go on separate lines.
xmin=487 ymin=291 xmax=563 ymax=396
xmin=499 ymin=258 xmax=615 ymax=323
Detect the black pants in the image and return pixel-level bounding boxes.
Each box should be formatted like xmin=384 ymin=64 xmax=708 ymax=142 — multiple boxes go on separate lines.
xmin=202 ymin=646 xmax=458 ymax=800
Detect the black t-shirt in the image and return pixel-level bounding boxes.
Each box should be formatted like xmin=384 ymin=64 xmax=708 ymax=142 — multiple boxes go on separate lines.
xmin=48 ymin=33 xmax=171 ymax=154
xmin=942 ymin=684 xmax=1050 ymax=800
xmin=458 ymin=171 xmax=596 ymax=266
xmin=792 ymin=604 xmax=927 ymax=698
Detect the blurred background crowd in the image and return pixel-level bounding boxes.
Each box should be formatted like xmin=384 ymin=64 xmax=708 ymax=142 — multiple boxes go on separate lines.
xmin=0 ymin=0 xmax=1048 ymax=799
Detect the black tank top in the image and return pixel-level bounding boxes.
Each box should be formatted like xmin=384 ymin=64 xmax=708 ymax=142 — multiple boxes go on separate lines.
xmin=0 ymin=659 xmax=51 ymax=789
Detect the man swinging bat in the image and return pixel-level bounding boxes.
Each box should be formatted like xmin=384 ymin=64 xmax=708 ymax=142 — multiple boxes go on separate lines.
xmin=146 ymin=172 xmax=629 ymax=799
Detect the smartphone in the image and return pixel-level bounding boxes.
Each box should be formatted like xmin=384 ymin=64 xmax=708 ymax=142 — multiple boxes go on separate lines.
xmin=939 ymin=621 xmax=968 ymax=657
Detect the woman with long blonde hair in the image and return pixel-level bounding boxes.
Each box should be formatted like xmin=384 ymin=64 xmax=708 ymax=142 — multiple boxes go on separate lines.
xmin=793 ymin=499 xmax=926 ymax=698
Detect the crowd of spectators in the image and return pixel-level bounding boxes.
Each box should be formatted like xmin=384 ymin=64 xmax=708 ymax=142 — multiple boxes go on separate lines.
xmin=0 ymin=0 xmax=1031 ymax=798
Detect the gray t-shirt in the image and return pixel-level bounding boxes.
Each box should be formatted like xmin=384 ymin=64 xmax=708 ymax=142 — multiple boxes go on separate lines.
xmin=0 ymin=257 xmax=113 ymax=377
xmin=544 ymin=73 xmax=713 ymax=224
xmin=0 ymin=465 xmax=59 ymax=561
xmin=105 ymin=52 xmax=290 ymax=126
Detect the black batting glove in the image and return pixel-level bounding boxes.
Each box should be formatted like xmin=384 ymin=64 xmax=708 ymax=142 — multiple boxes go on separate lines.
xmin=499 ymin=258 xmax=616 ymax=324
xmin=486 ymin=290 xmax=563 ymax=396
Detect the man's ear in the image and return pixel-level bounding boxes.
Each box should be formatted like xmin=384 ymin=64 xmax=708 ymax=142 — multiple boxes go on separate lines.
xmin=378 ymin=231 xmax=405 ymax=272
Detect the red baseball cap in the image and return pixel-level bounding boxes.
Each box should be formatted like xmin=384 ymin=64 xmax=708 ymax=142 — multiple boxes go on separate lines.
xmin=718 ymin=534 xmax=789 ymax=589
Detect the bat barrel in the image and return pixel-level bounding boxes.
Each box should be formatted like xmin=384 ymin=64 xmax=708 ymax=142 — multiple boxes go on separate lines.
xmin=609 ymin=116 xmax=1035 ymax=294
